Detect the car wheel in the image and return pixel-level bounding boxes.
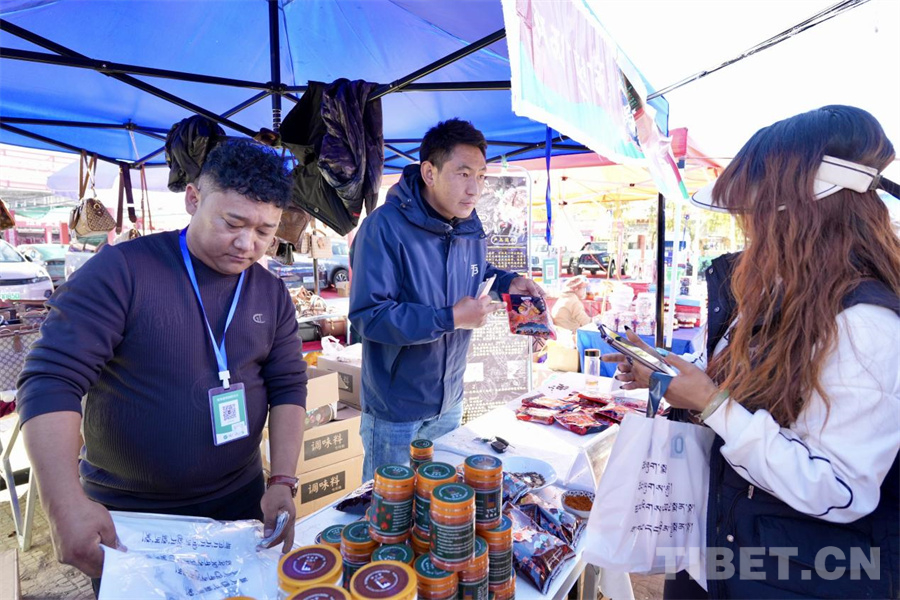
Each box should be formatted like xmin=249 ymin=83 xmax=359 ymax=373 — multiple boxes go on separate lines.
xmin=590 ymin=269 xmax=597 ymax=275
xmin=607 ymin=262 xmax=616 ymax=277
xmin=572 ymin=263 xmax=581 ymax=276
xmin=332 ymin=268 xmax=349 ymax=285
xmin=621 ymin=261 xmax=628 ymax=277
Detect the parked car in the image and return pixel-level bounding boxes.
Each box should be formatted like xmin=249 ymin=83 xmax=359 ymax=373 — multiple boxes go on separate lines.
xmin=17 ymin=243 xmax=67 ymax=285
xmin=266 ymin=256 xmax=328 ymax=291
xmin=64 ymin=236 xmax=107 ymax=280
xmin=0 ymin=240 xmax=54 ymax=301
xmin=572 ymin=241 xmax=627 ymax=276
xmin=294 ymin=240 xmax=349 ymax=286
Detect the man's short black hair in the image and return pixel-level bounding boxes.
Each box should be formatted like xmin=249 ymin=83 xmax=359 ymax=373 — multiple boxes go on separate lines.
xmin=198 ymin=139 xmax=292 ymax=209
xmin=419 ymin=118 xmax=487 ymax=170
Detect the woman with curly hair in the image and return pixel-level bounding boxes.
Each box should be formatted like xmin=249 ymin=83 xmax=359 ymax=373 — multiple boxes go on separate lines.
xmin=608 ymin=105 xmax=900 ymax=599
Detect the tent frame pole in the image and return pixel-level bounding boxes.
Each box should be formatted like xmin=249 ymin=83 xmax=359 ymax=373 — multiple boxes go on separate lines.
xmin=267 ymin=0 xmax=282 ymax=132
xmin=655 ymin=193 xmax=666 ymax=348
xmin=0 ymin=122 xmax=120 ymax=164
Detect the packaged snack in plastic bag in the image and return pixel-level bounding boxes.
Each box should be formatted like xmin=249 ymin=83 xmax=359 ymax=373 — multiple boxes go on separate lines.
xmin=517 ymin=492 xmax=585 ymax=547
xmin=502 ymin=472 xmax=531 ymax=505
xmin=553 ymin=411 xmax=612 ymax=436
xmin=576 ymin=392 xmax=614 ymax=406
xmin=334 ymin=480 xmax=373 ymax=515
xmin=520 ymin=396 xmax=579 ymax=412
xmin=515 ymin=406 xmax=557 ymax=425
xmin=502 ymin=294 xmax=557 ymax=340
xmin=504 ymin=503 xmax=575 ymax=594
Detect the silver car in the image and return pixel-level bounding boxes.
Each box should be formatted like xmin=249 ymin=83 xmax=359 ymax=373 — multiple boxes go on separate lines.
xmin=17 ymin=243 xmax=67 ymax=286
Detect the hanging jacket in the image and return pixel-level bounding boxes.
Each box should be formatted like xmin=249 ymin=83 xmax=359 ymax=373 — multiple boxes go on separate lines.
xmin=349 ymin=164 xmax=518 ymax=422
xmin=703 ymin=253 xmax=899 ymax=599
xmin=281 ymin=79 xmax=383 ymax=235
xmin=164 ymin=115 xmax=225 ymax=192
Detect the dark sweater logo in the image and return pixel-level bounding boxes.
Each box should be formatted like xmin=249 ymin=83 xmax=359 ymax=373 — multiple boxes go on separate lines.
xmin=252 ymin=313 xmax=265 ymax=324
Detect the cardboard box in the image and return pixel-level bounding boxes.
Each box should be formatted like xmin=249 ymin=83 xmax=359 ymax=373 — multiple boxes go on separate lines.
xmin=335 ymin=282 xmax=350 ymax=297
xmin=306 ymin=367 xmax=340 ymax=412
xmin=316 ymin=356 xmax=362 ymax=410
xmin=0 ymin=550 xmax=20 ymax=600
xmin=263 ymin=406 xmax=362 ymax=475
xmin=294 ymin=454 xmax=364 ymax=518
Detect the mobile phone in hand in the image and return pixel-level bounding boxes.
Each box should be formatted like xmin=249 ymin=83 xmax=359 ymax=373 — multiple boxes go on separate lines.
xmin=476 ymin=275 xmax=496 ymax=299
xmin=598 ymin=324 xmax=678 ymax=376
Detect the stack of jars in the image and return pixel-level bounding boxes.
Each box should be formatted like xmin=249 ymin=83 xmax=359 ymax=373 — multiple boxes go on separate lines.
xmin=369 ymin=465 xmax=416 ymax=544
xmin=463 ymin=455 xmax=503 ymax=530
xmin=429 ymin=482 xmax=476 ymax=572
xmin=348 ymin=560 xmax=418 ymax=600
xmin=340 ymin=521 xmax=378 ymax=590
xmin=278 ymin=544 xmax=343 ymax=598
xmin=409 ymin=439 xmax=434 ymax=471
xmin=458 ymin=536 xmax=489 ymax=600
xmin=480 ymin=515 xmax=515 ymax=599
xmin=412 ymin=462 xmax=457 ymax=555
xmin=316 ymin=524 xmax=345 ymax=550
xmin=415 ymin=553 xmax=458 ymax=600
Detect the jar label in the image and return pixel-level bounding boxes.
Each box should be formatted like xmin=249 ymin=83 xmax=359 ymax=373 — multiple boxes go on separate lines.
xmin=352 ymin=564 xmax=412 ymax=598
xmin=411 ymin=438 xmax=434 ymax=450
xmin=431 ymin=520 xmax=475 ymax=563
xmin=372 ymin=544 xmax=414 ymax=564
xmin=414 ymin=493 xmax=431 ymax=531
xmin=282 ymin=548 xmax=338 ymax=581
xmin=342 ymin=560 xmax=367 ymax=591
xmin=418 ymin=462 xmax=456 ymax=481
xmin=343 ymin=521 xmax=372 ymax=544
xmin=319 ymin=525 xmax=344 ymax=545
xmin=370 ymin=493 xmax=413 ymax=535
xmin=377 ymin=464 xmax=414 ymax=480
xmin=458 ymin=576 xmax=490 ymax=600
xmin=488 ymin=550 xmax=513 ymax=584
xmin=473 ymin=487 xmax=502 ymax=523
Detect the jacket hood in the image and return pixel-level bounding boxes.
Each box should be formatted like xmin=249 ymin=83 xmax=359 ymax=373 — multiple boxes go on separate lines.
xmin=385 ymin=163 xmax=486 ymax=237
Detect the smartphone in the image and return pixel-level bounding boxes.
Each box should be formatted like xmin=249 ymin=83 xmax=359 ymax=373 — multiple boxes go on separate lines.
xmin=597 ymin=324 xmax=678 ymax=376
xmin=476 ymin=274 xmax=496 ymax=299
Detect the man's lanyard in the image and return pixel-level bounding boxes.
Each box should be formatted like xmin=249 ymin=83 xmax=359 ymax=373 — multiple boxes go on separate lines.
xmin=179 ymin=228 xmax=245 ymax=389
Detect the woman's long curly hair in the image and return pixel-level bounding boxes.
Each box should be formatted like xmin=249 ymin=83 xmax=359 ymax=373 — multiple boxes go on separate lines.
xmin=706 ymin=105 xmax=900 ymax=427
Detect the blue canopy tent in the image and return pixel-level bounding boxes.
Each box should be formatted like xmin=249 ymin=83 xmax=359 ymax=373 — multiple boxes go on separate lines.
xmin=0 ymin=0 xmax=670 ymax=171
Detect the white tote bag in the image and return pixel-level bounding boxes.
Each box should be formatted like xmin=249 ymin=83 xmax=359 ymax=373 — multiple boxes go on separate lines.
xmin=582 ymin=413 xmax=716 ymax=588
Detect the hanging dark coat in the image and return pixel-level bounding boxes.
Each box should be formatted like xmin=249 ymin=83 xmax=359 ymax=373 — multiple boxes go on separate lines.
xmin=280 ymin=79 xmax=384 ymax=236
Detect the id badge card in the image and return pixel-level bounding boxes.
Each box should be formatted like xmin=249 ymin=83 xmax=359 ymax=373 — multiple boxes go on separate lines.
xmin=208 ymin=383 xmax=249 ymax=446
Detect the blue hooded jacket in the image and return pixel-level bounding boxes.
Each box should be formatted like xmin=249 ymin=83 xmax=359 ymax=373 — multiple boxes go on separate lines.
xmin=349 ymin=164 xmax=518 ymax=422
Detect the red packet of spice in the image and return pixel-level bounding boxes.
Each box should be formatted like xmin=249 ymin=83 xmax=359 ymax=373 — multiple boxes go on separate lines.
xmin=576 ymin=392 xmax=614 ymax=406
xmin=553 ymin=411 xmax=612 ymax=436
xmin=502 ymin=294 xmax=557 ymax=340
xmin=515 ymin=406 xmax=558 ymax=425
xmin=593 ymin=406 xmax=629 ymax=423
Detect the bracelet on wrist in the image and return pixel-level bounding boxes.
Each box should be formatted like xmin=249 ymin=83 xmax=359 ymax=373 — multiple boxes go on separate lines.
xmin=699 ymin=389 xmax=730 ymax=422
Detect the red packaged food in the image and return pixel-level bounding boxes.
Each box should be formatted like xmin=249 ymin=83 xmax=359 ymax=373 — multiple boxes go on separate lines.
xmin=576 ymin=392 xmax=614 ymax=406
xmin=515 ymin=407 xmax=557 ymax=425
xmin=520 ymin=396 xmax=578 ymax=412
xmin=593 ymin=406 xmax=629 ymax=423
xmin=553 ymin=411 xmax=612 ymax=436
xmin=502 ymin=294 xmax=557 ymax=340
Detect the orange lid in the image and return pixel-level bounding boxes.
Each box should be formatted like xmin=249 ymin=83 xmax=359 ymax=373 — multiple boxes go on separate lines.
xmin=288 ymin=584 xmax=352 ymax=600
xmin=349 ymin=560 xmax=417 ymax=600
xmin=341 ymin=520 xmax=379 ymax=554
xmin=463 ymin=455 xmax=503 ymax=478
xmin=430 ymin=483 xmax=475 ymax=513
xmin=279 ymin=545 xmax=342 ymax=590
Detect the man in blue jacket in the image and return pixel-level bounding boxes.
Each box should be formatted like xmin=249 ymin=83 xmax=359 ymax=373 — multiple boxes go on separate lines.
xmin=350 ymin=118 xmax=543 ymax=480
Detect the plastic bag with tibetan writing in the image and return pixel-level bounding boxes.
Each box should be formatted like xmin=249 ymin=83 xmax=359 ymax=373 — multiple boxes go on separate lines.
xmin=581 ymin=413 xmax=715 ymax=589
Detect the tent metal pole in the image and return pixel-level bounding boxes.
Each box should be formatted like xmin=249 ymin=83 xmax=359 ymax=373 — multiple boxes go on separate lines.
xmin=486 ymin=135 xmax=568 ymax=164
xmin=132 ymin=91 xmax=273 ymax=167
xmin=268 ymin=0 xmax=282 ymax=131
xmin=284 ymin=81 xmax=511 ymax=94
xmin=0 ymin=116 xmax=167 ymax=133
xmin=655 ymin=193 xmax=666 ymax=347
xmin=370 ymin=28 xmax=506 ymax=101
xmin=0 ymin=47 xmax=269 ymax=90
xmin=384 ymin=145 xmax=418 ymax=164
xmin=0 ymin=122 xmax=119 ymax=164
xmin=384 ymin=139 xmax=536 ymax=149
xmin=0 ymin=21 xmax=256 ymax=137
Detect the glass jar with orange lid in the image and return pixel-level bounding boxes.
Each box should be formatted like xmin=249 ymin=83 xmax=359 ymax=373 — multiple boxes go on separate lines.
xmin=410 ymin=524 xmax=432 ymax=556
xmin=413 ymin=462 xmax=457 ymax=540
xmin=463 ymin=455 xmax=503 ymax=530
xmin=279 ymin=544 xmax=343 ymax=598
xmin=341 ymin=520 xmax=379 ymax=590
xmin=349 ymin=560 xmax=418 ymax=600
xmin=370 ymin=464 xmax=416 ymax=544
xmin=316 ymin=524 xmax=345 ymax=550
xmin=479 ymin=515 xmax=513 ymax=592
xmin=415 ymin=553 xmax=459 ymax=600
xmin=429 ymin=482 xmax=475 ymax=572
xmin=458 ymin=536 xmax=489 ymax=600
xmin=409 ymin=439 xmax=434 ymax=471
xmin=287 ymin=584 xmax=352 ymax=600
xmin=491 ymin=573 xmax=516 ymax=600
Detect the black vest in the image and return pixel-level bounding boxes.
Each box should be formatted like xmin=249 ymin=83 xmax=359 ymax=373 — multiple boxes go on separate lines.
xmin=703 ymin=253 xmax=899 ymax=599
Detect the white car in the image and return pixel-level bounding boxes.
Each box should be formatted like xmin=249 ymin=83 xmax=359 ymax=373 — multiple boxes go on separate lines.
xmin=0 ymin=240 xmax=54 ymax=301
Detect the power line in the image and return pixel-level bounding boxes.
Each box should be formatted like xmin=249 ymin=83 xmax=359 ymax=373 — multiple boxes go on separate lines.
xmin=647 ymin=0 xmax=870 ymax=100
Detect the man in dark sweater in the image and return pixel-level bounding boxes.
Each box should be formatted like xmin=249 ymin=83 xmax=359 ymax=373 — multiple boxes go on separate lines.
xmin=16 ymin=140 xmax=308 ymax=580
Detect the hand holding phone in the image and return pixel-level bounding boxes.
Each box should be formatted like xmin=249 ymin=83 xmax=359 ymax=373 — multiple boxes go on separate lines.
xmin=598 ymin=324 xmax=677 ymax=376
xmin=476 ymin=275 xmax=496 ymax=299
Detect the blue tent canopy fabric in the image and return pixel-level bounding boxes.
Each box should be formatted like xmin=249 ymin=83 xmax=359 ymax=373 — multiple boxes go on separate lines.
xmin=0 ymin=0 xmax=669 ymax=170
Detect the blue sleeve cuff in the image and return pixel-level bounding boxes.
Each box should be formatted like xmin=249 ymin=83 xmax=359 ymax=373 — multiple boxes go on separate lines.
xmin=438 ymin=306 xmax=455 ymax=332
xmin=496 ymin=272 xmax=520 ymax=295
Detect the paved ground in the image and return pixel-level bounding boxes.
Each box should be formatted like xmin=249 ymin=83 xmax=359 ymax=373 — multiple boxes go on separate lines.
xmin=1 ymin=489 xmax=94 ymax=599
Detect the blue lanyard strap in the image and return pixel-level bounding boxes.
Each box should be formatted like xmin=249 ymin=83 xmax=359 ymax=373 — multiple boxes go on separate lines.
xmin=179 ymin=228 xmax=245 ymax=388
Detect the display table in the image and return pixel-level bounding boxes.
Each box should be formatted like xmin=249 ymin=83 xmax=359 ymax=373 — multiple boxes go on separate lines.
xmin=576 ymin=324 xmax=701 ymax=376
xmin=291 ymin=373 xmax=639 ymax=600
